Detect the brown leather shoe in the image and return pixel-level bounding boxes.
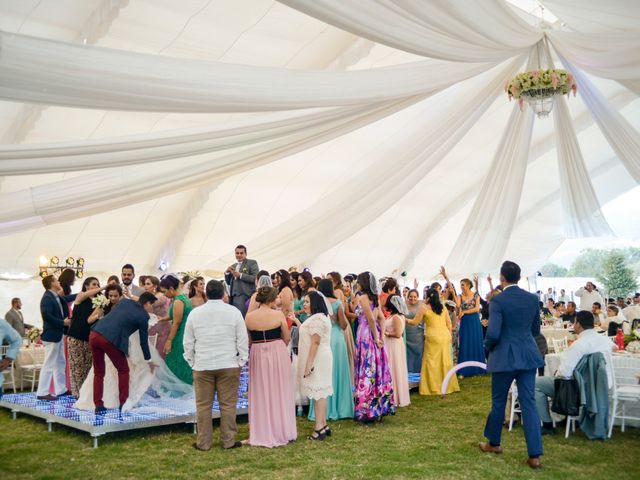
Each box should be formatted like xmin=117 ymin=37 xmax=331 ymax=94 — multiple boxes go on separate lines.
xmin=527 ymin=458 xmax=542 ymax=469
xmin=478 ymin=442 xmax=503 ymax=454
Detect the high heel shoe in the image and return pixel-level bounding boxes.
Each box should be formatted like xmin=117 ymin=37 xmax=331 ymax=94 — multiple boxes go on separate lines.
xmin=320 ymin=425 xmax=332 ymax=437
xmin=307 ymin=428 xmax=327 ymax=441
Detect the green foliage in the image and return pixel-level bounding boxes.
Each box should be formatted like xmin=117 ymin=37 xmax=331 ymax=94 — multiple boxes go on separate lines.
xmin=597 ymin=251 xmax=639 ymax=297
xmin=1 ymin=378 xmax=640 ymax=479
xmin=539 ymin=263 xmax=568 ymax=277
xmin=567 ymin=247 xmax=640 ymax=278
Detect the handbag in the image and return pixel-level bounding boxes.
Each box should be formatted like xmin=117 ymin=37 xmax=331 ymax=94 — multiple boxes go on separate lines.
xmin=551 ymin=378 xmax=580 ymax=416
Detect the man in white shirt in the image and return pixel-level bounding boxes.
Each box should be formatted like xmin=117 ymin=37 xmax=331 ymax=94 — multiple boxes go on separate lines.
xmin=557 ymin=289 xmax=569 ymax=304
xmin=574 ymin=282 xmax=604 ymax=312
xmin=534 ymin=311 xmax=615 ymax=435
xmin=591 ymin=302 xmax=606 ymax=329
xmin=622 ymin=293 xmax=640 ymax=326
xmin=183 ymin=279 xmax=249 ymax=451
xmin=543 ymin=288 xmax=555 ymax=303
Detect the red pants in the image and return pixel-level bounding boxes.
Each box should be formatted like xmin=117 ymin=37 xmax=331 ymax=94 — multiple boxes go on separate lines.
xmin=89 ymin=331 xmax=129 ymax=408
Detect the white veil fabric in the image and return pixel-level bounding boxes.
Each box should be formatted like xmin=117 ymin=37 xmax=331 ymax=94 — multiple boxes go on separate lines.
xmin=257 ymin=275 xmax=273 ymax=289
xmin=390 ymin=295 xmax=409 ymax=316
xmin=368 ymin=272 xmax=380 ymax=295
xmin=74 ymin=331 xmax=194 ymax=413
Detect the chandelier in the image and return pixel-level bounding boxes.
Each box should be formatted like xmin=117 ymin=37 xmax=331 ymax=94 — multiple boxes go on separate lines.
xmin=505 ymin=69 xmax=577 ymax=119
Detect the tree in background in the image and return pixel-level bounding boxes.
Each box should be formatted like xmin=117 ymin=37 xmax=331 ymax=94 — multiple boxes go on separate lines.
xmin=567 ymin=247 xmax=640 ymax=278
xmin=540 ymin=263 xmax=568 ymax=277
xmin=597 ymin=251 xmax=638 ymax=297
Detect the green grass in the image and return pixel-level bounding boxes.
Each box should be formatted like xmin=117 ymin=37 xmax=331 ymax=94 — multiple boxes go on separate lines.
xmin=1 ymin=376 xmax=639 ymax=479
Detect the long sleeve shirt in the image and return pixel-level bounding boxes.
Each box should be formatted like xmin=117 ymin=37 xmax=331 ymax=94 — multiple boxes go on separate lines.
xmin=574 ymin=287 xmax=604 ymax=312
xmin=556 ymin=329 xmax=615 ymax=386
xmin=183 ymin=300 xmax=249 ymax=371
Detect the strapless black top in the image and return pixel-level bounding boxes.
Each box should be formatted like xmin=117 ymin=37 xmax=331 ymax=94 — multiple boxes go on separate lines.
xmin=249 ymin=326 xmax=282 ymax=342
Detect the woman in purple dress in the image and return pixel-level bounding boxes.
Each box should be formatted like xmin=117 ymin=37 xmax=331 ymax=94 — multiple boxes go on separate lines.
xmin=353 ymin=272 xmax=395 ymax=422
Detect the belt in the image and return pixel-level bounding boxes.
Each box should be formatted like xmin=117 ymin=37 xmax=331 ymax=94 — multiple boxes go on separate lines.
xmin=251 ymin=338 xmax=280 ymax=344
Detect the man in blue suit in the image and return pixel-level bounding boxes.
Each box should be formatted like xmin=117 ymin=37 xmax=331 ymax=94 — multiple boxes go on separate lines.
xmin=36 ymin=275 xmax=77 ymax=400
xmin=89 ymin=293 xmax=157 ymax=414
xmin=480 ymin=261 xmax=544 ymax=470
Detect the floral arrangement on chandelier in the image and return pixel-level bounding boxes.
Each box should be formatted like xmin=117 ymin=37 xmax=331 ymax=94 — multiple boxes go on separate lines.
xmin=506 ymin=69 xmax=577 ymax=111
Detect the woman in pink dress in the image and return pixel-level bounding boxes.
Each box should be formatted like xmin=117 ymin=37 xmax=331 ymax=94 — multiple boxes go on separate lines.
xmin=245 ymin=286 xmax=297 ymax=447
xmin=383 ymin=294 xmax=410 ymax=407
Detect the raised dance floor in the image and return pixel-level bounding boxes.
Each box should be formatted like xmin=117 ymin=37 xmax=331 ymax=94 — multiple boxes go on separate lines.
xmin=0 ymin=368 xmax=249 ymax=448
xmin=1 ymin=371 xmax=420 ymax=447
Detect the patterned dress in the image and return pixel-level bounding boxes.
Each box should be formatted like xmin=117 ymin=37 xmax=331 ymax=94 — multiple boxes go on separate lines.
xmin=165 ymin=294 xmax=193 ymax=384
xmin=353 ymin=299 xmax=395 ymax=421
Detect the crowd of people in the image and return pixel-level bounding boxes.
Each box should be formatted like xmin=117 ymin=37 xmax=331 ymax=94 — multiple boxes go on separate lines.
xmin=1 ymin=247 xmax=638 ymax=469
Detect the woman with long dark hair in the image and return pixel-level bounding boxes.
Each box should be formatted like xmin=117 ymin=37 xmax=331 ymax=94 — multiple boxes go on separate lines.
xmin=407 ymin=288 xmax=459 ymax=395
xmin=67 ymin=277 xmax=105 ymax=397
xmin=145 ymin=276 xmax=171 ymax=358
xmin=297 ymin=291 xmax=333 ymax=440
xmin=441 ymin=266 xmax=485 ymax=378
xmin=160 ymin=275 xmax=193 ymax=384
xmin=275 ymin=269 xmax=295 ymax=325
xmin=309 ymin=280 xmax=354 ymax=421
xmin=353 ymin=272 xmax=394 ymax=422
xmin=327 ymin=271 xmax=355 ymax=380
xmin=384 ymin=294 xmax=410 ymax=407
xmin=188 ymin=276 xmax=207 ymax=308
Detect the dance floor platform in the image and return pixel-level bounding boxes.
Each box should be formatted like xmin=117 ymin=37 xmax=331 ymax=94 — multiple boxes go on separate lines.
xmin=0 ymin=369 xmax=249 ymax=448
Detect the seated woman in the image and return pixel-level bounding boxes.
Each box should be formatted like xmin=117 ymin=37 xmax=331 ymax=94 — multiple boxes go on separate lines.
xmin=245 ymin=286 xmax=296 ymax=447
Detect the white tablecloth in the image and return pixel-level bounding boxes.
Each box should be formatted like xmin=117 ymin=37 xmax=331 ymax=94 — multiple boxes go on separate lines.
xmin=545 ymin=352 xmax=640 ymax=428
xmin=541 ymin=327 xmax=576 ymax=343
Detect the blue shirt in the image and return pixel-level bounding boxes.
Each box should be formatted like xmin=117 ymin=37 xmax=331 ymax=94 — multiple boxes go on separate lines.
xmin=1 ymin=318 xmax=22 ymax=387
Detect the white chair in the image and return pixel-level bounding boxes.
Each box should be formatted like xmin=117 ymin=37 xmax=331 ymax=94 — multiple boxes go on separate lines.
xmin=1 ymin=345 xmax=17 ymax=393
xmin=608 ymin=363 xmax=640 ymax=437
xmin=508 ymin=381 xmax=521 ymax=431
xmin=551 ymin=337 xmax=569 ymax=353
xmin=19 ymin=344 xmax=45 ymax=392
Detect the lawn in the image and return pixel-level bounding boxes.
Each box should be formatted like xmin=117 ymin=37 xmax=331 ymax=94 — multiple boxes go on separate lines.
xmin=1 ymin=376 xmax=639 ymax=479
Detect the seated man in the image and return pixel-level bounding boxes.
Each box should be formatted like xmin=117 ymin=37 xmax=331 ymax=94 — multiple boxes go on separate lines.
xmin=560 ymin=301 xmax=577 ymax=324
xmin=534 ymin=311 xmax=615 ymax=435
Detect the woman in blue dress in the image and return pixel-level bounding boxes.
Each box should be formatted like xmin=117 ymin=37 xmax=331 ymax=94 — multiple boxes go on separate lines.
xmin=441 ymin=267 xmax=484 ymax=378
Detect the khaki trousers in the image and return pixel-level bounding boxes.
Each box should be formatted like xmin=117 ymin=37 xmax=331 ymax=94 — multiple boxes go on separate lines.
xmin=193 ymin=368 xmax=241 ymax=449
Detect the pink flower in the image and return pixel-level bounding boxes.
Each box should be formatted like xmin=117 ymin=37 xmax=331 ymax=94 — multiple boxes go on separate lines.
xmin=550 ymin=73 xmax=559 ymax=89
xmin=531 ymin=70 xmax=541 ymax=80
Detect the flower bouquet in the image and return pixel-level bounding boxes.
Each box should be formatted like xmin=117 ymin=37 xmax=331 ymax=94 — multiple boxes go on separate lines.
xmin=26 ymin=327 xmax=41 ymax=344
xmin=505 ymin=69 xmax=577 ymax=110
xmin=92 ymin=294 xmax=109 ymax=310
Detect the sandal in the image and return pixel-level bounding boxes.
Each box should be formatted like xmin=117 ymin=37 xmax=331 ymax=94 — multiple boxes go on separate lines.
xmin=319 ymin=425 xmax=332 ymax=437
xmin=307 ymin=428 xmax=327 ymax=441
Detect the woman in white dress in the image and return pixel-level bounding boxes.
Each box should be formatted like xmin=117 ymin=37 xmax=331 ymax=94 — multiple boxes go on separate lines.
xmin=297 ymin=291 xmax=333 ymax=441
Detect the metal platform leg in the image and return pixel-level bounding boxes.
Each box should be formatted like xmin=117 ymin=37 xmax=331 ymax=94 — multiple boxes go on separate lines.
xmin=46 ymin=420 xmax=53 ymax=432
xmin=91 ymin=434 xmax=102 ymax=449
xmin=11 ymin=410 xmax=17 ymax=420
xmin=193 ymin=423 xmax=197 ymax=435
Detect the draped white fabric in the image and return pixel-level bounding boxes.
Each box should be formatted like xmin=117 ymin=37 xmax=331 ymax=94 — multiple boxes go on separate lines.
xmin=0 ymin=1 xmax=638 ymax=279
xmin=542 ymin=0 xmax=640 ymax=33
xmin=446 ymin=104 xmax=535 ymax=274
xmin=0 ymin=95 xmax=424 ymax=233
xmin=553 ymin=95 xmax=613 ymax=237
xmin=0 ymin=101 xmax=413 ymax=175
xmin=548 ymin=31 xmax=640 ymax=80
xmin=246 ymin=56 xmax=525 ymax=268
xmin=561 ymin=56 xmax=640 ymax=183
xmin=0 ymin=31 xmax=494 ymax=112
xmin=279 ymin=0 xmax=541 ymax=61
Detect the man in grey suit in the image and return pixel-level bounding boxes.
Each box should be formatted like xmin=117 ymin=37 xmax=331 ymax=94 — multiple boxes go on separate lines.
xmin=224 ymin=245 xmax=259 ymax=317
xmin=121 ymin=263 xmax=144 ymax=298
xmin=5 ymin=298 xmax=31 ymax=337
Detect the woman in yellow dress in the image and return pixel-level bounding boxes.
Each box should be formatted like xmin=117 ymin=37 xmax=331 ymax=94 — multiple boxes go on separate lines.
xmin=407 ymin=288 xmax=460 ymax=395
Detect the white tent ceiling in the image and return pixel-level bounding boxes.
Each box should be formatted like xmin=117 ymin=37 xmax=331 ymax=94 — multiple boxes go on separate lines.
xmin=0 ymin=0 xmax=638 ymax=281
